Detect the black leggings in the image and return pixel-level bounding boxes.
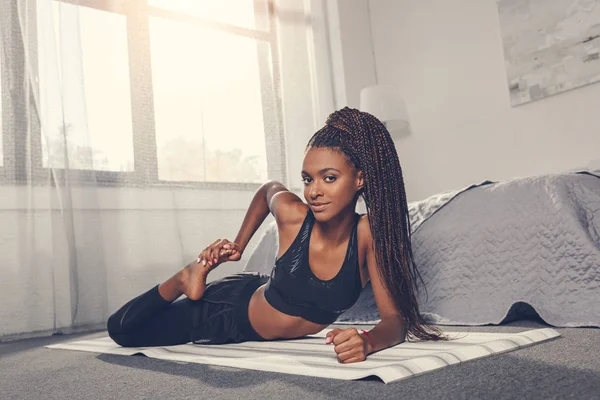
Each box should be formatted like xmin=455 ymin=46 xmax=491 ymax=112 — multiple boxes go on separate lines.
xmin=107 ymin=273 xmax=268 ymax=347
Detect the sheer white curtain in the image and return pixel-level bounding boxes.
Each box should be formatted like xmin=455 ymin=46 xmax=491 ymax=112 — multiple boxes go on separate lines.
xmin=0 ymin=0 xmax=334 ymax=339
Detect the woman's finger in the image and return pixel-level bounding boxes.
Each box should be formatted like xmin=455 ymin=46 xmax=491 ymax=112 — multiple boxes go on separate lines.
xmin=341 ymin=357 xmax=364 ymax=364
xmin=208 ymin=243 xmax=219 ymax=262
xmin=213 ymin=247 xmax=233 ymax=264
xmin=220 ymin=239 xmax=232 ymax=254
xmin=211 ymin=245 xmax=221 ymax=264
xmin=208 ymin=239 xmax=221 ymax=261
xmin=224 ymin=242 xmax=238 ymax=254
xmin=198 ymin=239 xmax=236 ymax=266
xmin=202 ymin=248 xmax=212 ymax=265
xmin=213 ymin=240 xmax=225 ymax=259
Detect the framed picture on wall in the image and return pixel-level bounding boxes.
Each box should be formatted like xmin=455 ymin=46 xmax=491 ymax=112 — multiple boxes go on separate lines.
xmin=497 ymin=0 xmax=600 ymax=106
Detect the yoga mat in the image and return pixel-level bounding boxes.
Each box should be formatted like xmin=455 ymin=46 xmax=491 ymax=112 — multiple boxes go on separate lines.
xmin=46 ymin=328 xmax=560 ymax=384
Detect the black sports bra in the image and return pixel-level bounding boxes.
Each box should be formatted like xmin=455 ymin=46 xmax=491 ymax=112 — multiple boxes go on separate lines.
xmin=263 ymin=209 xmax=363 ymax=324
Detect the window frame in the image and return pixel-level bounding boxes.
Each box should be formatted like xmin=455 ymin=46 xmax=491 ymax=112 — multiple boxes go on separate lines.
xmin=0 ymin=0 xmax=287 ymax=190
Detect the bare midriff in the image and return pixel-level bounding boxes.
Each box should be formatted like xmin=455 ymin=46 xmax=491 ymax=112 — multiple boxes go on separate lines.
xmin=247 ymin=284 xmax=329 ymax=340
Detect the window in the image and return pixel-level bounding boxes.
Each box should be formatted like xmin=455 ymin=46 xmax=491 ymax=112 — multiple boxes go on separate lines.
xmin=37 ymin=1 xmax=134 ymax=172
xmin=149 ymin=17 xmax=268 ymax=183
xmin=148 ymin=0 xmax=275 ymax=184
xmin=148 ymin=0 xmax=263 ymax=31
xmin=27 ymin=0 xmax=283 ymax=186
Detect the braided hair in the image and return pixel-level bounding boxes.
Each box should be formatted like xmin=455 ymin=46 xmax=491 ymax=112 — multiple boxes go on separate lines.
xmin=306 ymin=107 xmax=445 ymax=341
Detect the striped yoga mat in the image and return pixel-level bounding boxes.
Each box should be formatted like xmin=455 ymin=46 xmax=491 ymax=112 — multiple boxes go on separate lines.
xmin=46 ymin=328 xmax=560 ymax=384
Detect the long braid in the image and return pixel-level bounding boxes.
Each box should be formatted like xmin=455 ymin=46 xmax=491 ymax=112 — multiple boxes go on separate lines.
xmin=307 ymin=107 xmax=445 ymax=341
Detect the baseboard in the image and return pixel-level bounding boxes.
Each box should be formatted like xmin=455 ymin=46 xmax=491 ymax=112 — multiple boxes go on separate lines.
xmin=0 ymin=322 xmax=107 ymax=343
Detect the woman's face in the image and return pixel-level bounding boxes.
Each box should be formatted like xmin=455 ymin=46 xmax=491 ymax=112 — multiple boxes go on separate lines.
xmin=301 ymin=147 xmax=363 ymax=218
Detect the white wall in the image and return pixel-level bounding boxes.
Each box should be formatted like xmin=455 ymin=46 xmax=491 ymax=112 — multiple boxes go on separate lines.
xmin=366 ymin=0 xmax=600 ymax=201
xmin=326 ymin=0 xmax=377 ymax=109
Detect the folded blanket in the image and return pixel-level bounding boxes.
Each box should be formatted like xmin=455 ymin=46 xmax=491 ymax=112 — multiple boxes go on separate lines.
xmin=413 ymin=172 xmax=600 ymax=327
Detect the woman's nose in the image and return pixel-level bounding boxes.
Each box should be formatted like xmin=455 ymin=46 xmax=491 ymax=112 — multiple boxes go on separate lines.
xmin=309 ymin=185 xmax=322 ymax=198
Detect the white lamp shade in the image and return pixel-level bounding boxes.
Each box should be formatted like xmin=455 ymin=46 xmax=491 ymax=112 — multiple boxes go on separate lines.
xmin=360 ymin=85 xmax=409 ymax=131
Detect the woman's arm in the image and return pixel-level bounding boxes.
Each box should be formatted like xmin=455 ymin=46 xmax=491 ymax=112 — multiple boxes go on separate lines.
xmin=360 ymin=217 xmax=407 ymax=353
xmin=326 ymin=217 xmax=406 ymax=363
xmin=233 ymin=180 xmax=294 ymax=254
xmin=360 ymin=317 xmax=406 ymax=355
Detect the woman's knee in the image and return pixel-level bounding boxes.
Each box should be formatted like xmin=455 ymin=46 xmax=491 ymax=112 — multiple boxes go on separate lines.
xmin=107 ymin=318 xmax=138 ymax=347
xmin=109 ymin=332 xmax=139 ymax=347
xmin=106 ymin=312 xmax=123 ymax=336
xmin=106 ymin=313 xmax=138 ymax=347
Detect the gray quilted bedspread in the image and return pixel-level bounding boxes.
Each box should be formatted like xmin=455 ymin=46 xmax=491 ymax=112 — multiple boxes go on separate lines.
xmin=244 ymin=172 xmax=600 ymax=327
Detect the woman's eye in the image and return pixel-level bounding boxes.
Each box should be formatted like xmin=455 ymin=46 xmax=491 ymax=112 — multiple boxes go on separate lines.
xmin=302 ymin=176 xmax=335 ymax=184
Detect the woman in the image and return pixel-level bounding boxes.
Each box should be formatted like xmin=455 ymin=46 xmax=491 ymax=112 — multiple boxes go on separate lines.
xmin=107 ymin=107 xmax=444 ymax=364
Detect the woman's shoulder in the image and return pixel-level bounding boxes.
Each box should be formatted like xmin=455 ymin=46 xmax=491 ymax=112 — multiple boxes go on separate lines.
xmin=357 ymin=213 xmax=373 ymax=248
xmin=275 ymin=202 xmax=310 ymax=232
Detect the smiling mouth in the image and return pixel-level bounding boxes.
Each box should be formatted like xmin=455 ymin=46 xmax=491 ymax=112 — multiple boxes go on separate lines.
xmin=311 ymin=203 xmax=330 ymax=210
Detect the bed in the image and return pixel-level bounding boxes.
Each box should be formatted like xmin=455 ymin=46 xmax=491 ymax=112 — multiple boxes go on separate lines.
xmin=243 ymin=171 xmax=600 ymax=328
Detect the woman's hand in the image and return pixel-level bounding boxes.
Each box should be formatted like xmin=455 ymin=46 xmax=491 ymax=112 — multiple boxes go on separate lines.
xmin=197 ymin=238 xmax=242 ymax=270
xmin=325 ymin=328 xmax=372 ymax=364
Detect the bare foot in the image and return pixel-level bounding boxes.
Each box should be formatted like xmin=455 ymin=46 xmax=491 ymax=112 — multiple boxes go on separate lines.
xmin=178 ymin=261 xmax=209 ymax=301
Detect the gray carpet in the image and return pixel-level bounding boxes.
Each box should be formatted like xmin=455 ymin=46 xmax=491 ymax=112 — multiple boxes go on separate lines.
xmin=1 ymin=320 xmax=599 ymax=400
